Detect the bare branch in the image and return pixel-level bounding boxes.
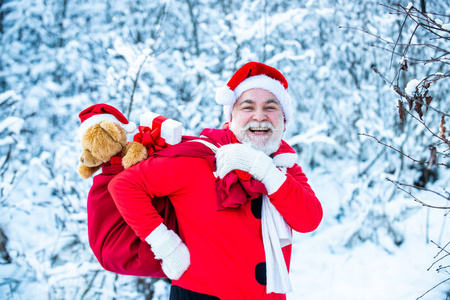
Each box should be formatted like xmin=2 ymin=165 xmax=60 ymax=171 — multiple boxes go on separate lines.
xmin=128 ymin=50 xmax=152 ymax=118
xmin=358 ymin=133 xmax=450 ymax=168
xmin=386 ymin=178 xmax=450 ymax=210
xmin=416 ymin=277 xmax=450 ymax=299
xmin=431 ymin=240 xmax=450 ymax=257
xmin=389 ymin=7 xmax=411 ymax=68
xmin=387 ymin=179 xmax=450 ymax=202
xmin=383 ymin=4 xmax=450 ymax=39
xmin=399 ymin=104 xmax=450 ymax=147
xmin=340 ymin=25 xmax=450 ymax=66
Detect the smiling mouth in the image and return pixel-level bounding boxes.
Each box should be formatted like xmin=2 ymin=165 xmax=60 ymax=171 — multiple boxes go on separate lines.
xmin=249 ymin=127 xmax=271 ymax=134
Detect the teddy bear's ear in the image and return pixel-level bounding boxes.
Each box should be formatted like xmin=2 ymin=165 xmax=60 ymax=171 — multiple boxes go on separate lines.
xmin=99 ymin=121 xmax=127 ymax=145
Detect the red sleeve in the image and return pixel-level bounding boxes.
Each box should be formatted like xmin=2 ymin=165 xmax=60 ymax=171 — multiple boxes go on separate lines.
xmin=269 ymin=164 xmax=323 ymax=233
xmin=87 ymin=165 xmax=166 ymax=277
xmin=108 ymin=157 xmax=183 ymax=242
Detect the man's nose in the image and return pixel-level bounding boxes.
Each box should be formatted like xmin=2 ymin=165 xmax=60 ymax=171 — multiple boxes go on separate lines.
xmin=252 ymin=109 xmax=267 ymax=122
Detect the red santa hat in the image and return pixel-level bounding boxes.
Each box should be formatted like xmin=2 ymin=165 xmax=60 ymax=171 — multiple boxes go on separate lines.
xmin=78 ymin=103 xmax=137 ymax=140
xmin=215 ymin=62 xmax=292 ymax=124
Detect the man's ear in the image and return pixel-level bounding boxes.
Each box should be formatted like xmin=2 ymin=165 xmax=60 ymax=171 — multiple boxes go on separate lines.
xmin=228 ymin=114 xmax=233 ymax=128
xmin=230 ymin=110 xmax=237 ymax=123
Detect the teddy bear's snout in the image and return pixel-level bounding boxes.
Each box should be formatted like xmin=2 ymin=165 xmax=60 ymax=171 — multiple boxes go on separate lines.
xmin=80 ymin=157 xmax=84 ymax=163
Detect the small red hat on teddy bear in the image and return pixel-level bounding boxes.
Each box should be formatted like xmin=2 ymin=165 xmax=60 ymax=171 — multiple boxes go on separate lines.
xmin=79 ymin=104 xmax=137 ymax=140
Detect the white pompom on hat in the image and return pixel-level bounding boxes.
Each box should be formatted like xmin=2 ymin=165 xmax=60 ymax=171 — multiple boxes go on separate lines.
xmin=78 ymin=103 xmax=137 ymax=140
xmin=215 ymin=62 xmax=292 ymax=124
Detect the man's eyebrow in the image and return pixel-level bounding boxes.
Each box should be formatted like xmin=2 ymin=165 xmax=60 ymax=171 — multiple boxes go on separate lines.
xmin=266 ymin=98 xmax=280 ymax=104
xmin=239 ymin=99 xmax=255 ymax=105
xmin=239 ymin=99 xmax=280 ymax=105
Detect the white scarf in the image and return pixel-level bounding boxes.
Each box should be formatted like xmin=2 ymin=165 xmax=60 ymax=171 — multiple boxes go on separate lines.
xmin=262 ymin=193 xmax=292 ymax=293
xmin=262 ymin=153 xmax=297 ymax=294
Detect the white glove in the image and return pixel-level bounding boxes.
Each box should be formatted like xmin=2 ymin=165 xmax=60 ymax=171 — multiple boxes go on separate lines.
xmin=216 ymin=143 xmax=286 ymax=194
xmin=145 ymin=223 xmax=190 ymax=280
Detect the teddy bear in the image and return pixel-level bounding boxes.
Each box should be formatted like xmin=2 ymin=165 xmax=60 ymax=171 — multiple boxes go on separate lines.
xmin=79 ymin=103 xmax=179 ymax=278
xmin=77 ymin=103 xmax=148 ymax=179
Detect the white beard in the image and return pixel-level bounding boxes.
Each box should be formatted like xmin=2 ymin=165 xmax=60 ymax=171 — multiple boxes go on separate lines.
xmin=230 ymin=121 xmax=283 ymax=155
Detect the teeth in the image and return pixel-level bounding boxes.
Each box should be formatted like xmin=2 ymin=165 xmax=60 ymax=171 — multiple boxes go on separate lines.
xmin=250 ymin=127 xmax=269 ymax=131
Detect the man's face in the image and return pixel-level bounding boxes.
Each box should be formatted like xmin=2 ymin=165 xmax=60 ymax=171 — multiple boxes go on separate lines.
xmin=229 ymin=88 xmax=285 ymax=155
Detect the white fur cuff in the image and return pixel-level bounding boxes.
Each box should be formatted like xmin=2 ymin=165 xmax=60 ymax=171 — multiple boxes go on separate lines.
xmin=145 ymin=223 xmax=180 ymax=259
xmin=145 ymin=223 xmax=191 ymax=280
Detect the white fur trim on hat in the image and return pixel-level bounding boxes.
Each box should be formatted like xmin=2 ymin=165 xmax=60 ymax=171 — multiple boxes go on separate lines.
xmin=78 ymin=114 xmax=137 ymax=140
xmin=222 ymin=105 xmax=233 ymax=122
xmin=234 ymin=75 xmax=288 ymax=104
xmin=215 ymin=85 xmax=236 ymax=106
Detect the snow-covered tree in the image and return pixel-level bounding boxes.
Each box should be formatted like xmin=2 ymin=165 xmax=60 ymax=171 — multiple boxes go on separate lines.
xmin=0 ymin=0 xmax=448 ymax=298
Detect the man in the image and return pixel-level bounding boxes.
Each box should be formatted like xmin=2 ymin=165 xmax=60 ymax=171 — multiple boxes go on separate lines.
xmin=100 ymin=62 xmax=322 ymax=299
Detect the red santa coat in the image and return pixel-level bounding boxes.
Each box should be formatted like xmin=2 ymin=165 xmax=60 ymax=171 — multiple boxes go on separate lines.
xmin=107 ymin=128 xmax=323 ymax=299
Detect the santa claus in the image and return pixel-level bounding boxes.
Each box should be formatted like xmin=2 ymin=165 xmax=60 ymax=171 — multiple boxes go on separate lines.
xmin=90 ymin=62 xmax=323 ymax=300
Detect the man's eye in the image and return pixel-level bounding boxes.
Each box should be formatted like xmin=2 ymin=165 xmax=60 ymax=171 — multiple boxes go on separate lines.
xmin=242 ymin=106 xmax=253 ymax=110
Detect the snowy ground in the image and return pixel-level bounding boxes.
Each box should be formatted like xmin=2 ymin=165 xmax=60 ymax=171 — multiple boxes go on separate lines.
xmin=287 ymin=170 xmax=449 ymax=300
xmin=288 ymin=218 xmax=448 ymax=300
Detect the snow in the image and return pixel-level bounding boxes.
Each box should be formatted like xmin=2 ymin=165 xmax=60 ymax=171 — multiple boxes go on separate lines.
xmin=405 ymin=79 xmax=421 ymax=97
xmin=0 ymin=90 xmax=19 ymax=105
xmin=287 ymin=169 xmax=450 ymax=300
xmin=1 ymin=0 xmax=449 ymax=299
xmin=0 ymin=117 xmax=24 ymax=135
xmin=289 ymin=234 xmax=446 ymax=300
xmin=287 ymin=125 xmax=336 ymax=148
